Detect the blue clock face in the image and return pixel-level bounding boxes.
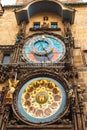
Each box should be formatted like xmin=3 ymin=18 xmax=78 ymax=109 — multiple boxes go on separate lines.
xmin=22 ymin=35 xmax=66 ymax=63
xmin=34 ymin=40 xmax=49 ymax=53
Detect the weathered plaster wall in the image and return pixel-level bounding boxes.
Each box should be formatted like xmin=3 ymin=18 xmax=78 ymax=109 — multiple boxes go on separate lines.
xmin=0 ymin=8 xmax=18 ymax=45
xmin=0 ymin=11 xmax=64 ymax=45
xmin=72 ymin=6 xmax=87 ymax=66
xmin=72 ymin=6 xmax=87 ymax=50
xmin=71 ymin=6 xmax=87 ymax=127
xmin=26 ymin=12 xmax=64 ymax=36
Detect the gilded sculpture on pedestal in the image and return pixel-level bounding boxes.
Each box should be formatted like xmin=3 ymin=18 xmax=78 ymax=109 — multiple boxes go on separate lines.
xmin=5 ymin=72 xmax=19 ymax=104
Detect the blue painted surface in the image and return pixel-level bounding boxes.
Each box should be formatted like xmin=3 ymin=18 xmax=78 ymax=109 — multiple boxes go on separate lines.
xmin=18 ymin=77 xmax=66 ymax=123
xmin=22 ymin=35 xmax=65 ymax=63
xmin=24 ymin=37 xmax=64 ymax=54
xmin=48 ymin=37 xmax=63 ymax=53
xmin=51 ymin=23 xmax=57 ymax=28
xmin=34 ymin=40 xmax=49 ymax=52
xmin=34 ymin=23 xmax=40 ymax=28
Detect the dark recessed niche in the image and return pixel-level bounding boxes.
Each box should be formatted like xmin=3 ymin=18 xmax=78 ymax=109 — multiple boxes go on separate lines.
xmin=84 ymin=50 xmax=87 ymax=53
xmin=2 ymin=53 xmax=10 ymax=64
xmin=43 ymin=16 xmax=48 ymax=21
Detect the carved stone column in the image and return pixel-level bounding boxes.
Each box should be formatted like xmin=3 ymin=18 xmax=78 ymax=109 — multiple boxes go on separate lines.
xmin=72 ymin=106 xmax=78 ymax=130
xmin=0 ymin=91 xmax=4 ymax=129
xmin=0 ymin=50 xmax=3 ymax=63
xmin=12 ymin=21 xmax=26 ymax=63
xmin=1 ymin=105 xmax=10 ymax=130
xmin=77 ymin=86 xmax=86 ymax=130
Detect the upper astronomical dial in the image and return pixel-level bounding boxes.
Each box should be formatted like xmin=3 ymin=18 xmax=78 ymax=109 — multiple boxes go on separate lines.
xmin=30 ymin=36 xmax=53 ymax=56
xmin=22 ymin=35 xmax=66 ymax=63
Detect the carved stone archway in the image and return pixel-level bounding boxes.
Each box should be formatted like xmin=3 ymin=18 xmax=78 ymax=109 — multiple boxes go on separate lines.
xmin=15 ymin=0 xmax=75 ymax=24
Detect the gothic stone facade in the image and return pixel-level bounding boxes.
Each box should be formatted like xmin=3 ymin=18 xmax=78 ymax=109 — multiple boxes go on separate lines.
xmin=0 ymin=1 xmax=87 ymax=130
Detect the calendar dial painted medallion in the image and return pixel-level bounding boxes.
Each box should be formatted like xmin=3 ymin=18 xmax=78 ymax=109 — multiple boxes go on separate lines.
xmin=17 ymin=77 xmax=66 ymax=123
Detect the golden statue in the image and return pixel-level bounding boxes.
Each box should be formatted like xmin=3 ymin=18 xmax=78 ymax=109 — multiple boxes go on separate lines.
xmin=8 ymin=78 xmax=19 ymax=88
xmin=6 ymin=74 xmax=19 ymax=104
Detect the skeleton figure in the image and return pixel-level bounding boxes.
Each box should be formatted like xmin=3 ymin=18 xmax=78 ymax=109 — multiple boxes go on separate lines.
xmin=68 ymin=88 xmax=74 ymax=98
xmin=67 ymin=87 xmax=75 ymax=104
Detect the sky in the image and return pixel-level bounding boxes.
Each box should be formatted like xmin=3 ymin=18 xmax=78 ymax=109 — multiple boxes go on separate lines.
xmin=1 ymin=0 xmax=87 ymax=6
xmin=1 ymin=0 xmax=16 ymax=6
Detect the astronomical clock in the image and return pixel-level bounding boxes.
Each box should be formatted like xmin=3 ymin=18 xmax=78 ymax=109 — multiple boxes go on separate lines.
xmin=0 ymin=1 xmax=85 ymax=130
xmin=12 ymin=31 xmax=69 ymax=126
xmin=22 ymin=34 xmax=66 ymax=63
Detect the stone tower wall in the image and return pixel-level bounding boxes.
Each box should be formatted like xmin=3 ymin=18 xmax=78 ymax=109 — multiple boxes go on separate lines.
xmin=0 ymin=4 xmax=87 ymax=129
